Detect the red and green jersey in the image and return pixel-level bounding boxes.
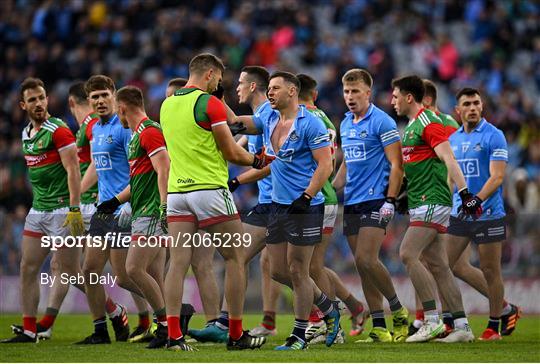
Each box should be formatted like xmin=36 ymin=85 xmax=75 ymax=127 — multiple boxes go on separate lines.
xmin=306 ymin=106 xmax=338 ymax=205
xmin=128 ymin=118 xmax=166 ymax=219
xmin=76 ymin=112 xmax=99 ymax=204
xmin=437 ymin=111 xmax=460 ymax=137
xmin=402 ymin=108 xmax=451 ymax=208
xmin=22 ymin=117 xmax=76 ymax=211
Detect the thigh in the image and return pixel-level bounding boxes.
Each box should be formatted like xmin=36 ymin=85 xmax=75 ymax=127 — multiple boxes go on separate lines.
xmin=477 ymin=240 xmax=503 ymax=270
xmin=287 ymin=243 xmax=315 ymax=268
xmin=127 ymin=243 xmax=161 ymax=270
xmin=354 ymin=226 xmax=386 ymax=258
xmin=208 ymin=218 xmax=244 ymax=261
xmin=442 ymin=232 xmax=470 ymax=268
xmin=54 ymin=246 xmax=83 ymax=271
xmin=266 ymin=242 xmax=289 ymax=275
xmin=400 ymin=225 xmax=438 ymax=259
xmin=242 ymin=223 xmax=267 ymax=263
xmin=21 ymin=234 xmax=50 ymax=269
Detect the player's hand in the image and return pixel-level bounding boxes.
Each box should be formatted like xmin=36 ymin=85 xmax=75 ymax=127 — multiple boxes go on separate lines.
xmin=211 ymin=82 xmax=224 ymax=99
xmin=379 ymin=197 xmax=396 ymax=223
xmin=159 ymin=202 xmax=168 ymax=234
xmin=228 ymin=177 xmax=240 ymax=192
xmin=290 ymin=192 xmax=312 ymax=214
xmin=229 ymin=122 xmax=247 ymax=136
xmin=252 ymin=146 xmax=275 ymax=169
xmin=117 ymin=203 xmax=132 ymax=229
xmin=63 ymin=206 xmax=85 ymax=236
xmin=96 ymin=196 xmax=121 ymax=216
xmin=457 ymin=188 xmax=483 ymax=220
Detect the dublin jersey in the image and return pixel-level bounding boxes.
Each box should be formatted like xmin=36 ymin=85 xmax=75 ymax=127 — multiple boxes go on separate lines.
xmin=449 ymin=118 xmax=507 ymax=220
xmin=254 ymin=105 xmax=331 ymax=205
xmin=90 ymin=114 xmax=131 ymax=204
xmin=22 ymin=117 xmax=76 ymax=211
xmin=248 ymin=100 xmax=274 ymax=204
xmin=340 ymin=104 xmax=400 ymax=205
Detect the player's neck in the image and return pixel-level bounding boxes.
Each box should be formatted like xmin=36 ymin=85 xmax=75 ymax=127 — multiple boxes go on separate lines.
xmin=353 ymin=102 xmax=370 ymax=121
xmin=185 ymin=76 xmax=206 ymax=92
xmin=408 ymin=103 xmax=423 ymax=121
xmin=299 ymin=99 xmax=315 ymax=108
xmin=128 ymin=110 xmax=148 ymax=131
xmin=278 ymin=101 xmax=299 ymax=121
xmin=76 ymin=106 xmax=95 ymax=125
xmin=250 ymin=92 xmax=267 ymax=111
xmin=464 ymin=120 xmax=480 ymax=133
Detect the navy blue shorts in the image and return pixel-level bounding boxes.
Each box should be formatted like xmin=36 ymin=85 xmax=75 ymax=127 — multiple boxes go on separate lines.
xmin=88 ymin=213 xmax=131 ymax=249
xmin=242 ymin=203 xmax=272 ymax=227
xmin=447 ymin=216 xmax=506 ymax=244
xmin=343 ymin=199 xmax=388 ymax=236
xmin=266 ymin=202 xmax=324 ymax=246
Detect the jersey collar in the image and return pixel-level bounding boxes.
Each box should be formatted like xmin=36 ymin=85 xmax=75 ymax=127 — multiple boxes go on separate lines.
xmin=99 ymin=113 xmax=119 ymax=126
xmin=135 ymin=116 xmax=150 ymax=132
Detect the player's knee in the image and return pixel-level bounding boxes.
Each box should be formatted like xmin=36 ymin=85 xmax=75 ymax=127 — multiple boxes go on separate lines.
xmin=355 ymin=255 xmax=375 ymax=271
xmin=125 ymin=261 xmax=143 ymax=280
xmin=399 ymin=249 xmax=415 ymax=266
xmin=20 ymin=258 xmax=39 ymax=277
xmin=288 ymin=260 xmax=308 ymax=282
xmin=480 ymin=263 xmax=499 ymax=282
xmin=270 ymin=269 xmax=289 ymax=286
xmin=451 ymin=261 xmax=469 ymax=280
xmin=309 ymin=263 xmax=323 ymax=279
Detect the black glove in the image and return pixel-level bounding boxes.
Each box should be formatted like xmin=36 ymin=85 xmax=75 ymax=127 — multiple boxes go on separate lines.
xmin=290 ymin=192 xmax=312 ymax=214
xmin=395 ymin=177 xmax=408 ymax=215
xmin=96 ymin=196 xmax=121 ymax=215
xmin=252 ymin=146 xmax=275 ymax=169
xmin=229 ymin=122 xmax=247 ymax=136
xmin=458 ymin=188 xmax=483 ymax=220
xmin=211 ymin=82 xmax=224 ymax=99
xmin=228 ymin=177 xmax=240 ymax=192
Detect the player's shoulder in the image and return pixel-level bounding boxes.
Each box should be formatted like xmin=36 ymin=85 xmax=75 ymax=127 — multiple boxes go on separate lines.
xmin=44 ymin=116 xmax=68 ymax=130
xmin=421 ymin=108 xmax=443 ymax=124
xmin=83 ymin=113 xmax=100 ymax=126
xmin=139 ymin=119 xmax=162 ymax=134
xmin=482 ymin=120 xmax=506 ymax=141
xmin=371 ymin=104 xmax=396 ymax=125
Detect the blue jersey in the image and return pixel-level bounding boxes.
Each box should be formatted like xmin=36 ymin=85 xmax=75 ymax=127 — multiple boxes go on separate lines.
xmin=449 ymin=118 xmax=507 ymax=220
xmin=339 ymin=104 xmax=400 ymax=205
xmin=249 ymin=101 xmax=274 ymax=204
xmin=254 ymin=105 xmax=331 ymax=205
xmin=91 ymin=114 xmax=131 ymax=208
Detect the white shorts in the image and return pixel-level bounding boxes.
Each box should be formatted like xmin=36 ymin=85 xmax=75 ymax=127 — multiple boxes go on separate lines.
xmin=23 ymin=207 xmax=70 ymax=238
xmin=409 ymin=204 xmax=451 ymax=233
xmin=131 ymin=216 xmax=165 ymax=238
xmin=323 ymin=204 xmax=337 ymax=234
xmin=167 ymin=188 xmax=239 ymax=229
xmin=81 ymin=203 xmax=96 ymax=231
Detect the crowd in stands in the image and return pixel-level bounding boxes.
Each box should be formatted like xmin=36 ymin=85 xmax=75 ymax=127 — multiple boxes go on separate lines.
xmin=1 ymin=0 xmax=539 ymax=277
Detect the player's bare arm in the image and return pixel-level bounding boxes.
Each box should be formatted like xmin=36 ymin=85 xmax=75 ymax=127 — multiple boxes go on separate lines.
xmin=81 ymin=144 xmax=98 ymax=194
xmin=434 ymin=141 xmax=467 ymax=191
xmin=305 ymin=146 xmax=332 ymax=197
xmin=476 ymin=160 xmax=506 ymax=201
xmin=212 ymin=123 xmax=258 ymax=166
xmin=59 ymin=145 xmax=82 ymax=207
xmin=332 ymin=159 xmax=346 ymax=191
xmin=383 ymin=141 xmax=404 ymax=198
xmin=223 ymin=101 xmax=261 ymax=135
xmin=236 ymin=166 xmax=271 ymax=184
xmin=149 ymin=149 xmax=170 ymax=204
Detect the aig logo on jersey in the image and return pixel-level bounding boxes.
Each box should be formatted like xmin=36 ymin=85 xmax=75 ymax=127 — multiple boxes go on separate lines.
xmin=457 ymin=158 xmax=480 ymax=177
xmin=94 ymin=152 xmax=113 ymax=171
xmin=343 ymin=143 xmax=366 ymax=162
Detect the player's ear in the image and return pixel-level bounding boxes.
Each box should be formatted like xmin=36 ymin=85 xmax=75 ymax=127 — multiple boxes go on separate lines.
xmin=19 ymin=100 xmax=26 ymax=111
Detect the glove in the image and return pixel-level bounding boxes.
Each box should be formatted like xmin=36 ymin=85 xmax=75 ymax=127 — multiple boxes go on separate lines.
xmin=290 ymin=192 xmax=312 ymax=214
xmin=159 ymin=202 xmax=168 ymax=234
xmin=96 ymin=196 xmax=121 ymax=216
xmin=229 ymin=122 xmax=247 ymax=136
xmin=117 ymin=203 xmax=132 ymax=229
xmin=395 ymin=177 xmax=408 ymax=215
xmin=211 ymin=82 xmax=224 ymax=99
xmin=252 ymin=146 xmax=275 ymax=169
xmin=63 ymin=206 xmax=85 ymax=236
xmin=457 ymin=188 xmax=483 ymax=220
xmin=228 ymin=177 xmax=240 ymax=192
xmin=379 ymin=197 xmax=396 ymax=223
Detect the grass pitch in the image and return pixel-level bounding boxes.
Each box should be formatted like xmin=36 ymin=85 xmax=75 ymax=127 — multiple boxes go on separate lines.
xmin=1 ymin=313 xmax=539 ymax=362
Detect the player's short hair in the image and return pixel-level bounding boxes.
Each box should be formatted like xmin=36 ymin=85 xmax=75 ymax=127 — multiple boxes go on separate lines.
xmin=297 ymin=73 xmax=317 ymax=100
xmin=20 ymin=77 xmax=45 ymax=101
xmin=241 ymin=66 xmax=269 ymax=92
xmin=422 ymin=79 xmax=437 ymax=105
xmin=116 ymin=86 xmax=144 ymax=108
xmin=85 ymin=75 xmax=115 ymax=95
xmin=269 ymin=71 xmax=300 ymax=91
xmin=189 ymin=53 xmax=225 ymax=76
xmin=167 ymin=77 xmax=188 ymax=90
xmin=68 ymin=81 xmax=88 ymax=104
xmin=456 ymin=87 xmax=481 ymax=102
xmin=391 ymin=75 xmax=424 ymax=103
xmin=342 ymin=69 xmax=373 ymax=88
